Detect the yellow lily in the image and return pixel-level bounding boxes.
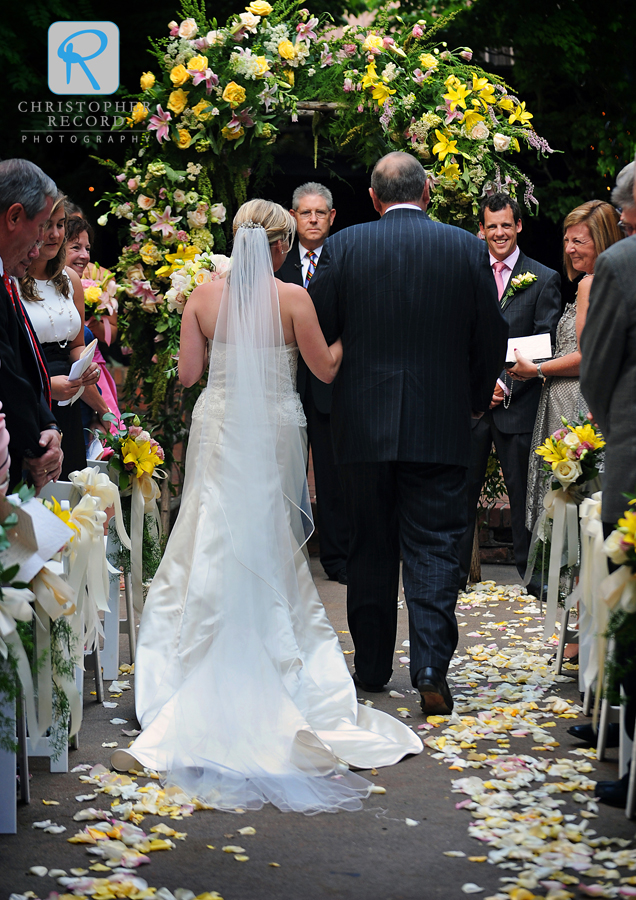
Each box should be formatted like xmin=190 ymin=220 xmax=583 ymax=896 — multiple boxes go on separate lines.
xmin=361 ymin=61 xmax=379 ymax=91
xmin=122 ymin=438 xmax=164 ymax=478
xmin=432 ymin=129 xmax=458 ymax=161
xmin=462 ymin=109 xmax=485 ymax=130
xmin=439 ymin=161 xmax=461 ymax=180
xmin=372 ymin=82 xmax=396 ymax=105
xmin=498 ymin=96 xmax=515 ymax=112
xmin=509 ymin=101 xmax=533 ymax=127
xmin=570 ymin=423 xmax=605 ymax=450
xmin=444 ymin=82 xmax=471 ymax=112
xmin=535 ymin=437 xmax=567 ymax=468
xmin=618 ymin=509 xmax=636 ymax=543
xmin=472 ymin=75 xmax=490 ymax=93
xmin=155 ymin=244 xmax=199 ymax=277
xmin=47 ymin=496 xmax=80 ymax=537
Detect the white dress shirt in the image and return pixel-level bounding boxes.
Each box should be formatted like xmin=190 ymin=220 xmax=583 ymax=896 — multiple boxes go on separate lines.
xmin=299 ymin=242 xmax=324 ymax=287
xmin=489 ymin=245 xmax=520 ymax=291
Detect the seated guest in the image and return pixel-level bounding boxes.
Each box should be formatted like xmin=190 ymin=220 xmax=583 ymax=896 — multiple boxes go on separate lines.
xmin=511 ymin=200 xmax=623 ymax=533
xmin=18 ymin=194 xmax=100 ymax=479
xmin=580 ymin=160 xmax=636 ymax=808
xmin=0 ymin=158 xmax=63 ymax=493
xmin=457 ymin=193 xmax=561 ymax=592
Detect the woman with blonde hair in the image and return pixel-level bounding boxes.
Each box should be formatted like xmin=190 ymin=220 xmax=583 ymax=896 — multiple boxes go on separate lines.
xmin=113 ymin=199 xmax=422 ymax=811
xmin=509 ymin=199 xmax=622 ymax=531
xmin=18 ymin=194 xmax=100 ymax=477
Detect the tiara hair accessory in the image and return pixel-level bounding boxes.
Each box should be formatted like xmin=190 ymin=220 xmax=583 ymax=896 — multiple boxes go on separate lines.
xmin=237 ymin=220 xmax=264 ymax=229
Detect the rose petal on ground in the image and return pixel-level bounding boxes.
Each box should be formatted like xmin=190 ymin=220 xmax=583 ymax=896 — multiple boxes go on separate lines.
xmin=222 ymin=845 xmax=246 ymax=853
xmin=29 ymin=866 xmax=48 ymax=876
xmin=103 ymin=702 xmax=118 ymax=708
xmin=32 ymin=820 xmax=52 ymax=828
xmin=110 ymin=718 xmax=128 ymax=724
xmin=42 ymin=799 xmax=60 ymax=805
xmin=461 ymin=884 xmax=484 ymax=894
xmin=234 ymin=854 xmax=249 ymax=861
xmin=237 ymin=826 xmax=256 ymax=835
xmin=389 ymin=691 xmax=405 ymax=698
xmin=405 ymin=818 xmax=419 ymax=826
xmin=102 ymin=742 xmax=119 ymax=748
xmin=444 ymin=851 xmax=466 ymax=857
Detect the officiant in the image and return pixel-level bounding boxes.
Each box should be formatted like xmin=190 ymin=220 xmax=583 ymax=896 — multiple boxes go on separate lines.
xmin=278 ymin=182 xmax=349 ymax=585
xmin=457 ymin=193 xmax=561 ymax=591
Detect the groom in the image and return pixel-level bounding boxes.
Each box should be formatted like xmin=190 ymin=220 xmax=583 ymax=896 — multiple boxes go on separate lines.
xmin=309 ymin=152 xmax=508 ymax=713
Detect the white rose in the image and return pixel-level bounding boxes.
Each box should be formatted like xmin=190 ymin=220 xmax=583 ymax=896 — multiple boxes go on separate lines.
xmin=604 ymin=530 xmax=629 ymax=565
xmin=173 ymin=190 xmax=186 ymax=205
xmin=166 ymin=290 xmax=186 ymax=313
xmin=239 ymin=11 xmax=260 ymax=32
xmin=553 ymin=458 xmax=582 ymax=488
xmin=209 ymin=203 xmax=226 ymax=223
xmin=194 ymin=269 xmax=213 ymax=285
xmin=209 ymin=255 xmax=231 ymax=277
xmin=97 ymin=214 xmax=109 ymax=227
xmin=137 ymin=194 xmax=156 ymax=210
xmin=187 ymin=208 xmax=208 ymax=229
xmin=562 ymin=432 xmax=581 ymax=449
xmin=470 ymin=121 xmax=489 ymax=140
xmin=135 ymin=430 xmax=151 ymax=445
xmin=206 ymin=30 xmax=226 ymax=46
xmin=492 ymin=132 xmax=511 ymax=152
xmin=178 ymin=17 xmax=198 ymax=39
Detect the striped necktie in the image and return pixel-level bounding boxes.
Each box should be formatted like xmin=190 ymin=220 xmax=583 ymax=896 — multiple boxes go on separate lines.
xmin=304 ymin=250 xmax=317 ymax=289
xmin=3 ymin=272 xmax=52 ymax=408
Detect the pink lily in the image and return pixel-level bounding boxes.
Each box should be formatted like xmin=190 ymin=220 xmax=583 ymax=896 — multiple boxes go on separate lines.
xmin=382 ymin=36 xmax=395 ymax=48
xmin=257 ymin=81 xmax=278 ymax=112
xmin=130 ymin=280 xmax=161 ymax=310
xmin=149 ymin=205 xmax=182 ymax=239
xmin=437 ymin=97 xmax=463 ymax=125
xmin=192 ymin=67 xmax=219 ymax=95
xmin=296 ymin=17 xmax=318 ymax=41
xmin=343 ymin=78 xmax=354 ymax=92
xmin=147 ymin=105 xmax=172 ymax=143
xmin=320 ymin=44 xmax=334 ymax=67
xmin=412 ymin=68 xmax=424 ymax=84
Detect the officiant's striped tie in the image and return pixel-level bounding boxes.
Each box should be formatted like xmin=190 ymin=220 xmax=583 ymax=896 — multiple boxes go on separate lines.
xmin=304 ymin=250 xmax=317 ymax=289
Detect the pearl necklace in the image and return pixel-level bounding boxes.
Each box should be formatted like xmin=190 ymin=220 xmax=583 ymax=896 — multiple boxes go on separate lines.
xmin=35 ymin=279 xmax=75 ymax=349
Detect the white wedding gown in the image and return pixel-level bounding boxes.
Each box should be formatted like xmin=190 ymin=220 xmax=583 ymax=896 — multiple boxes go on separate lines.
xmin=113 ymin=237 xmax=421 ymax=814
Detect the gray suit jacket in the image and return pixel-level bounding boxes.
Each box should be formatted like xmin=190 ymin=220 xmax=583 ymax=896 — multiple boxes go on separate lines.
xmin=491 ymin=250 xmax=561 ymax=434
xmin=580 ymin=235 xmax=636 ymax=524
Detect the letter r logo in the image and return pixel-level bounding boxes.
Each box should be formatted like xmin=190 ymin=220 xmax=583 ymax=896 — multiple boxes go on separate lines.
xmin=48 ymin=21 xmax=119 ymax=94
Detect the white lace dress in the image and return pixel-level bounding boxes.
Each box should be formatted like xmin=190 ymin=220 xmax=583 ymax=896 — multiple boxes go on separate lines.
xmin=117 ymin=343 xmax=422 ymax=813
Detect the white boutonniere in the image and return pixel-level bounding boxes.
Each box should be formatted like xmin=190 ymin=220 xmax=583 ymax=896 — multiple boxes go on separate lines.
xmin=501 ymin=271 xmax=538 ymax=308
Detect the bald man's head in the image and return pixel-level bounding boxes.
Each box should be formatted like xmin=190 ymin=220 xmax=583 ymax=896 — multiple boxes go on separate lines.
xmin=371 ymin=152 xmax=427 ymax=205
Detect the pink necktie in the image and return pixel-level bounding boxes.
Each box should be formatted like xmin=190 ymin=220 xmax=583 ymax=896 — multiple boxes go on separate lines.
xmin=493 ymin=261 xmax=507 ymax=301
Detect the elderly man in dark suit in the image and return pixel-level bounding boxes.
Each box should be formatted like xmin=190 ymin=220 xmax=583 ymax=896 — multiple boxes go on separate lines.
xmin=278 ymin=182 xmax=349 ymax=585
xmin=0 ymin=158 xmax=63 ymax=492
xmin=309 ymin=152 xmax=508 ymax=713
xmin=457 ymin=193 xmax=562 ymax=590
xmin=580 ymin=165 xmax=636 ymax=808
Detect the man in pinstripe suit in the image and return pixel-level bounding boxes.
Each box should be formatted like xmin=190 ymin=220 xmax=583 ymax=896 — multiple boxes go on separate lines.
xmin=309 ymin=152 xmax=508 ymax=713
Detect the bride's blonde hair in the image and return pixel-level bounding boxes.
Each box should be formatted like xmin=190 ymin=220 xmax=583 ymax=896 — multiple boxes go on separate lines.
xmin=233 ymin=199 xmax=296 ymax=246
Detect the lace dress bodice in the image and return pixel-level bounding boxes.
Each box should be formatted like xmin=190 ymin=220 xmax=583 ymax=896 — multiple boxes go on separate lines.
xmin=554 ymin=301 xmax=578 ymax=357
xmin=192 ymin=341 xmax=306 ymax=427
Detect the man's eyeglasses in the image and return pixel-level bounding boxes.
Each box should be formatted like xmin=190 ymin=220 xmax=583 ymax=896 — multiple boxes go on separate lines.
xmin=619 ymin=220 xmax=636 ymax=236
xmin=297 ymin=209 xmax=329 ymax=220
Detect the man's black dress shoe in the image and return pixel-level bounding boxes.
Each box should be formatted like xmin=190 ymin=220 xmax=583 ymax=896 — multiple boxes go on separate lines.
xmin=328 ymin=568 xmax=347 ymax=585
xmin=568 ymin=722 xmax=620 ymax=747
xmin=595 ymin=771 xmax=630 ymax=809
xmin=352 ymin=672 xmax=385 ymax=693
xmin=417 ymin=666 xmax=454 ymax=715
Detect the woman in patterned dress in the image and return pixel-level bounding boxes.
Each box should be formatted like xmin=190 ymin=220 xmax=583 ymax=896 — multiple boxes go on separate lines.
xmin=508 ymin=200 xmax=622 ymax=532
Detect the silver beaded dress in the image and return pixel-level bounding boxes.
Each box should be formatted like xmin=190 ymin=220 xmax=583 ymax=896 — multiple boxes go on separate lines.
xmin=525 ymin=296 xmax=590 ymax=531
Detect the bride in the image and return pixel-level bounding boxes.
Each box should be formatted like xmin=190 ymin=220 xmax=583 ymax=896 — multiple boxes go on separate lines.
xmin=112 ymin=200 xmax=422 ymax=813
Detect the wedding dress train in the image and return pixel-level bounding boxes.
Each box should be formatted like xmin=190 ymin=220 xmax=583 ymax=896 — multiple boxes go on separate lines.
xmin=112 ymin=227 xmax=421 ymax=813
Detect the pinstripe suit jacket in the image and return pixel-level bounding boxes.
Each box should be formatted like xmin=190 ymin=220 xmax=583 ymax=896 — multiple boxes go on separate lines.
xmin=310 ymin=207 xmax=508 ymax=466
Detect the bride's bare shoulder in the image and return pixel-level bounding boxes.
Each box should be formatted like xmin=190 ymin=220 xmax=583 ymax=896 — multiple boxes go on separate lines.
xmin=187 ymin=277 xmax=225 ymax=309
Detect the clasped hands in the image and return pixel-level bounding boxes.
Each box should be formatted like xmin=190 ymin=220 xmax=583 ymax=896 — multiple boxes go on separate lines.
xmin=25 ymin=429 xmax=64 ymax=493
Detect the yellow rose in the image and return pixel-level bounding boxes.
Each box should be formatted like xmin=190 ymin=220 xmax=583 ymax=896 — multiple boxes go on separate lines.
xmin=131 ymin=102 xmax=148 ymax=123
xmin=420 ymin=53 xmax=438 ymax=70
xmin=175 ymin=129 xmax=192 ymax=149
xmin=187 ymin=54 xmax=208 ymax=72
xmin=170 ymin=64 xmax=190 ymax=86
xmin=222 ymin=81 xmax=247 ymax=108
xmin=84 ymin=285 xmax=102 ymax=305
xmin=247 ymin=0 xmax=272 ymax=14
xmin=222 ymin=124 xmax=245 ymax=141
xmin=362 ymin=34 xmax=383 ymax=52
xmin=254 ymin=55 xmax=270 ymax=77
xmin=140 ymin=71 xmax=155 ymax=91
xmin=192 ymin=98 xmax=213 ymax=120
xmin=278 ymin=39 xmax=296 ymax=60
xmin=284 ymin=68 xmax=295 ymax=87
xmin=167 ymin=89 xmax=189 ymax=115
xmin=140 ymin=242 xmax=163 ymax=265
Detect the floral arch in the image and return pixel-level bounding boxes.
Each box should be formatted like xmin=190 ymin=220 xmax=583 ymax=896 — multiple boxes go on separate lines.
xmin=96 ymin=0 xmax=553 ymax=494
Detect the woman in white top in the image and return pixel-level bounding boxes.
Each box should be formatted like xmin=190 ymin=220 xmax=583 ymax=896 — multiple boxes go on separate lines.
xmin=18 ymin=195 xmax=100 ymax=477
